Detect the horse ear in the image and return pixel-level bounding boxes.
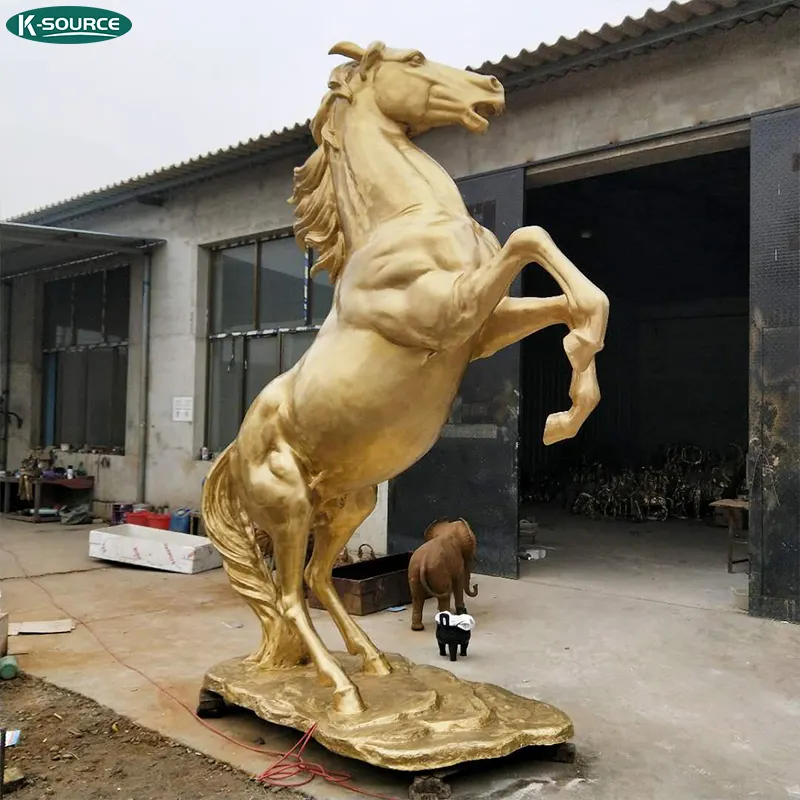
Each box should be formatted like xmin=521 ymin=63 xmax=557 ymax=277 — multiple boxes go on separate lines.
xmin=329 ymin=41 xmax=365 ymax=61
xmin=359 ymin=41 xmax=386 ymax=75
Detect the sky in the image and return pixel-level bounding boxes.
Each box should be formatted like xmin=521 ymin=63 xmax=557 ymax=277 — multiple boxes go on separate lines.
xmin=0 ymin=0 xmax=666 ymax=219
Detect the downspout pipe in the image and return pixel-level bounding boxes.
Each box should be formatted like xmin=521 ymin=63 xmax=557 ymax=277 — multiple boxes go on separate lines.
xmin=0 ymin=280 xmax=12 ymax=471
xmin=136 ymin=253 xmax=152 ymax=504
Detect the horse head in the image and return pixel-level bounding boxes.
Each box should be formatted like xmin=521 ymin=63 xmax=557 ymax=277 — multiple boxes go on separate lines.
xmin=292 ymin=42 xmax=505 ymax=282
xmin=328 ymin=41 xmax=505 ymax=137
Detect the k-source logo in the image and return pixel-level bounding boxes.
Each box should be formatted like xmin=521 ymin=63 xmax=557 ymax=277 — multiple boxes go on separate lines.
xmin=5 ymin=6 xmax=131 ymax=43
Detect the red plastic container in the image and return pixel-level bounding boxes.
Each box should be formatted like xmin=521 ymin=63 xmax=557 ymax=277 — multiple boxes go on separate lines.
xmin=146 ymin=512 xmax=171 ymax=530
xmin=124 ymin=510 xmax=150 ymax=526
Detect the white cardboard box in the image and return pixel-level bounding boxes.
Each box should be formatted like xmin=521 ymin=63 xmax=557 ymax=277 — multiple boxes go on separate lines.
xmin=89 ymin=524 xmax=222 ymax=574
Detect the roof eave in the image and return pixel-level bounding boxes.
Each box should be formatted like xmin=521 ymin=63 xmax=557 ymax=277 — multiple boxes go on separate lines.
xmin=12 ymin=136 xmax=313 ymax=227
xmin=0 ymin=220 xmax=166 ymax=279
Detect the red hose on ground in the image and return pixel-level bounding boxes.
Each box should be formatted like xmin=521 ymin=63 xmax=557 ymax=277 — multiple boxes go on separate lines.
xmin=0 ymin=545 xmax=400 ymax=800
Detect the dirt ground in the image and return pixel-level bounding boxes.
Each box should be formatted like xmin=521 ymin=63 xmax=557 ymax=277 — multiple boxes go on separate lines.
xmin=1 ymin=673 xmax=305 ymax=800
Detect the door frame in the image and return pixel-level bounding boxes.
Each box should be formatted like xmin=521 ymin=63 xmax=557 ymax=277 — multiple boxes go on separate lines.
xmin=747 ymin=106 xmax=800 ymax=623
xmin=386 ymin=166 xmax=526 ymax=579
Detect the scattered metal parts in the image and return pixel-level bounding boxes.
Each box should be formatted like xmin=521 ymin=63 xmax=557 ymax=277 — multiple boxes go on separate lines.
xmin=531 ymin=442 xmax=747 ymax=524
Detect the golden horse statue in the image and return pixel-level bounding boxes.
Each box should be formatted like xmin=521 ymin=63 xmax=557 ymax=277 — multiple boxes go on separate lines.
xmin=202 ymin=41 xmax=608 ymax=717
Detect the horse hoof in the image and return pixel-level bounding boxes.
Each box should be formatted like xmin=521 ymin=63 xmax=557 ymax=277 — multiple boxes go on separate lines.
xmin=333 ymin=685 xmax=366 ymax=715
xmin=363 ymin=654 xmax=392 ymax=676
xmin=543 ymin=412 xmax=571 ymax=445
xmin=411 ymin=623 xmax=425 ymax=632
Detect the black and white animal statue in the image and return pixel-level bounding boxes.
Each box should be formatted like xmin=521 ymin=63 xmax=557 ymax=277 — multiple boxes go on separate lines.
xmin=434 ymin=611 xmax=475 ymax=662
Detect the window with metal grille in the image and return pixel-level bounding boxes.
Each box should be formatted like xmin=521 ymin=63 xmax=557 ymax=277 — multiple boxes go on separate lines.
xmin=205 ymin=233 xmax=333 ymax=454
xmin=41 ymin=265 xmax=130 ymax=452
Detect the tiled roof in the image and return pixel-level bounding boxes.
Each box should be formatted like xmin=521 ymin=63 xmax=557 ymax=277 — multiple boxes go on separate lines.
xmin=471 ymin=0 xmax=796 ymax=88
xmin=10 ymin=0 xmax=795 ymax=225
xmin=9 ymin=122 xmax=314 ymax=225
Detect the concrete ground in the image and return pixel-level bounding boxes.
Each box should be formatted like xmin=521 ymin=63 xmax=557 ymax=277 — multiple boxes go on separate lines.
xmin=520 ymin=505 xmax=750 ymax=611
xmin=1 ymin=517 xmax=799 ymax=800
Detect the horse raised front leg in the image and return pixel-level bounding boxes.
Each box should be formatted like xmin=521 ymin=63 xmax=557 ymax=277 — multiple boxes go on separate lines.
xmin=509 ymin=226 xmax=609 ymax=374
xmin=513 ymin=227 xmax=608 ymax=444
xmin=305 ymin=487 xmax=392 ymax=677
xmin=471 ymin=295 xmax=571 ymax=361
xmin=460 ymin=225 xmax=608 ymax=445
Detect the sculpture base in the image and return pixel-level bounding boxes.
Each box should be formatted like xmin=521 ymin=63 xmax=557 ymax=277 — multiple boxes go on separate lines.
xmin=202 ymin=652 xmax=573 ymax=771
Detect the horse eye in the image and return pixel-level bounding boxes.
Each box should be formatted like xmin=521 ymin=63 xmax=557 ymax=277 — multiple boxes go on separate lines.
xmin=410 ymin=54 xmax=425 ymax=67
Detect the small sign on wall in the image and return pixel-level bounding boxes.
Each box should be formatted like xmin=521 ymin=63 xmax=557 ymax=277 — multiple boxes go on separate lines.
xmin=172 ymin=396 xmax=193 ymax=423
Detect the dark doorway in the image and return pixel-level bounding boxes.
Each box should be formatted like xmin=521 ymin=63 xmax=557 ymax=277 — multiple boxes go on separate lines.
xmin=519 ymin=148 xmax=751 ymax=609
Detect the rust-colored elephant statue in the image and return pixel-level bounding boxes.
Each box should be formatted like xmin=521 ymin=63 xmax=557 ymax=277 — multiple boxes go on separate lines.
xmin=408 ymin=517 xmax=478 ymax=631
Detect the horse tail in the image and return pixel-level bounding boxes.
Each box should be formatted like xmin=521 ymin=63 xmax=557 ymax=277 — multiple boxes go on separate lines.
xmin=202 ymin=444 xmax=300 ymax=666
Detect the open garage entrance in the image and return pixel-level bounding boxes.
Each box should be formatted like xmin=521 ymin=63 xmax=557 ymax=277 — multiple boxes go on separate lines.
xmin=518 ymin=148 xmax=751 ymax=609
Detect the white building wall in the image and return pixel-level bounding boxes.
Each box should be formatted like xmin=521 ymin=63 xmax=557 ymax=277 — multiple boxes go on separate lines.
xmin=422 ymin=9 xmax=800 ymax=177
xmin=6 ymin=10 xmax=799 ymax=554
xmin=6 ymin=155 xmax=392 ymax=551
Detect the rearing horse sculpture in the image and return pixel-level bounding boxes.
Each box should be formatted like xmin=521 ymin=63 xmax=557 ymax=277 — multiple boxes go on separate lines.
xmin=203 ymin=41 xmax=609 ymax=716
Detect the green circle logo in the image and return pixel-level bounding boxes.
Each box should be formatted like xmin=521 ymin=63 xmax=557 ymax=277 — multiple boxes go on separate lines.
xmin=5 ymin=6 xmax=132 ymax=43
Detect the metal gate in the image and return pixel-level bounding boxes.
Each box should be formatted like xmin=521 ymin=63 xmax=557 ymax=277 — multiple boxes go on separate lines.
xmin=749 ymin=107 xmax=800 ymax=622
xmin=387 ymin=168 xmax=525 ymax=578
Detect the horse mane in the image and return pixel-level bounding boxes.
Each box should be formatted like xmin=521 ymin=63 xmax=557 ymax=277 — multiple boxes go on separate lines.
xmin=288 ymin=60 xmax=362 ymax=283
